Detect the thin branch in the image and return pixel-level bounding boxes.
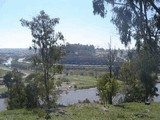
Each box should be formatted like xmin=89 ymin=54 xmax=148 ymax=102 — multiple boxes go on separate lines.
xmin=148 ymin=0 xmax=160 ymax=15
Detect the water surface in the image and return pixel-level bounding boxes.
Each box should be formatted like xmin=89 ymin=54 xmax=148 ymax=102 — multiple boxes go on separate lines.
xmin=57 ymin=88 xmax=99 ymax=106
xmin=0 ymin=99 xmax=6 ymax=112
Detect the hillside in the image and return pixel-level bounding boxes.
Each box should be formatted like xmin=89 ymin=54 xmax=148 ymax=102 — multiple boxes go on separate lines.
xmin=0 ymin=44 xmax=128 ymax=66
xmin=0 ymin=102 xmax=160 ymax=120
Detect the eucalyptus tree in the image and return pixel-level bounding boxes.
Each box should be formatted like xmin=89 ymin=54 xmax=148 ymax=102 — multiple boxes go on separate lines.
xmin=93 ymin=0 xmax=160 ymax=51
xmin=92 ymin=0 xmax=160 ymax=102
xmin=120 ymin=61 xmax=145 ymax=102
xmin=20 ymin=10 xmax=65 ymax=116
xmin=136 ymin=49 xmax=158 ymax=101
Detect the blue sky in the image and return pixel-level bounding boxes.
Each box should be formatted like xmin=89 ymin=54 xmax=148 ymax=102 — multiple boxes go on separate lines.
xmin=0 ymin=0 xmax=135 ymax=49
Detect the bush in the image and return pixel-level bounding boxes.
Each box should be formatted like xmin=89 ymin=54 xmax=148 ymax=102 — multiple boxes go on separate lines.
xmin=97 ymin=73 xmax=119 ymax=104
xmin=25 ymin=83 xmax=39 ymax=109
xmin=32 ymin=108 xmax=45 ymax=118
xmin=5 ymin=70 xmax=26 ymax=109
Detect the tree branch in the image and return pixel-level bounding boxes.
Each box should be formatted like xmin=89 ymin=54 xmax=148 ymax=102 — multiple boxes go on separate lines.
xmin=148 ymin=0 xmax=160 ymax=15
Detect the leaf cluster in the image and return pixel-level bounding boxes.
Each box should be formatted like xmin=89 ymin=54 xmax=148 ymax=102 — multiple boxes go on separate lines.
xmin=93 ymin=0 xmax=160 ymax=51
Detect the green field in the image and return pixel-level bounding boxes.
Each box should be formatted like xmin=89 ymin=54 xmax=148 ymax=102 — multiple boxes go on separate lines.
xmin=0 ymin=102 xmax=160 ymax=120
xmin=65 ymin=75 xmax=97 ymax=89
xmin=0 ymin=85 xmax=7 ymax=93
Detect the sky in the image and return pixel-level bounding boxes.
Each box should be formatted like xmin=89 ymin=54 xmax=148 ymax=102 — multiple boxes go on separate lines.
xmin=0 ymin=0 xmax=135 ymax=49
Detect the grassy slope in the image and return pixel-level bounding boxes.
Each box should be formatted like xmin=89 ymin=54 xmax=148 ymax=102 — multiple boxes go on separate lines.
xmin=0 ymin=102 xmax=160 ymax=120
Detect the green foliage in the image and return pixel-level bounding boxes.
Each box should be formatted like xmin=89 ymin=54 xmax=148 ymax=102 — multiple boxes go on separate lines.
xmin=25 ymin=72 xmax=56 ymax=108
xmin=6 ymin=69 xmax=26 ymax=109
xmin=3 ymin=71 xmax=46 ymax=110
xmin=55 ymin=76 xmax=70 ymax=87
xmin=20 ymin=10 xmax=65 ymax=114
xmin=136 ymin=49 xmax=158 ymax=100
xmin=3 ymin=71 xmax=12 ymax=89
xmin=93 ymin=2 xmax=160 ymax=100
xmin=55 ymin=80 xmax=62 ymax=87
xmin=120 ymin=49 xmax=158 ymax=102
xmin=120 ymin=61 xmax=146 ymax=102
xmin=25 ymin=83 xmax=39 ymax=109
xmin=92 ymin=1 xmax=160 ymax=98
xmin=93 ymin=0 xmax=160 ymax=50
xmin=60 ymin=77 xmax=70 ymax=82
xmin=97 ymin=73 xmax=119 ymax=104
xmin=54 ymin=65 xmax=63 ymax=74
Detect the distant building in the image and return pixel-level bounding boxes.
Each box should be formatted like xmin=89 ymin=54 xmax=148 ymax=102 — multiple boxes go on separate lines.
xmin=95 ymin=49 xmax=108 ymax=57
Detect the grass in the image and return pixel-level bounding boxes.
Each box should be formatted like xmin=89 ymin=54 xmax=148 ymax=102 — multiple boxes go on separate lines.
xmin=0 ymin=109 xmax=37 ymax=120
xmin=65 ymin=75 xmax=97 ymax=89
xmin=63 ymin=102 xmax=160 ymax=120
xmin=0 ymin=85 xmax=7 ymax=93
xmin=0 ymin=102 xmax=160 ymax=120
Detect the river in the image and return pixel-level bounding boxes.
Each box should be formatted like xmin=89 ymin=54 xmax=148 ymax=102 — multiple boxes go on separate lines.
xmin=57 ymin=88 xmax=99 ymax=106
xmin=0 ymin=83 xmax=160 ymax=112
xmin=3 ymin=57 xmax=12 ymax=67
xmin=0 ymin=99 xmax=6 ymax=112
xmin=154 ymin=83 xmax=160 ymax=102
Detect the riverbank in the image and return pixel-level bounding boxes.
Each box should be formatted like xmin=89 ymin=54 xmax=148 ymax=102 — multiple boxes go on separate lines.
xmin=0 ymin=102 xmax=160 ymax=120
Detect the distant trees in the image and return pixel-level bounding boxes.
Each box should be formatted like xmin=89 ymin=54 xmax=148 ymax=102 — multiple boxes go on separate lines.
xmin=20 ymin=10 xmax=65 ymax=117
xmin=67 ymin=44 xmax=95 ymax=56
xmin=61 ymin=44 xmax=106 ymax=65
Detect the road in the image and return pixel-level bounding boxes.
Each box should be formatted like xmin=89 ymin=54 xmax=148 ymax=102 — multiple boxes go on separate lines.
xmin=0 ymin=65 xmax=32 ymax=78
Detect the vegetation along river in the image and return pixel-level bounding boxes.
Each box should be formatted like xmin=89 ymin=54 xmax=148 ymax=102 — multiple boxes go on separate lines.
xmin=0 ymin=83 xmax=160 ymax=112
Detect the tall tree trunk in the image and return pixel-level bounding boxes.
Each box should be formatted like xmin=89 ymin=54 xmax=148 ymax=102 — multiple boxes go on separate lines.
xmin=108 ymin=39 xmax=112 ymax=104
xmin=44 ymin=67 xmax=51 ymax=119
xmin=44 ymin=68 xmax=50 ymax=110
xmin=108 ymin=93 xmax=112 ymax=104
